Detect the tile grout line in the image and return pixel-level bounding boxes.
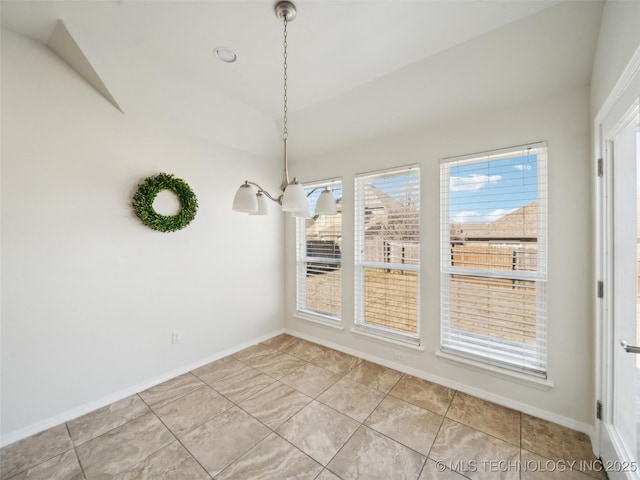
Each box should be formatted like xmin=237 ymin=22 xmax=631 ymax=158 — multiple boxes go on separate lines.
xmin=423 ymin=387 xmax=456 ymax=472
xmin=269 ymin=431 xmax=326 ymax=477
xmin=35 ymin=374 xmax=208 ymax=467
xmin=63 ymin=396 xmax=149 ymax=454
xmin=200 ymin=400 xmax=284 ymax=478
xmin=225 ymin=342 xmax=335 ymax=478
xmin=349 ymin=373 xmax=453 ymax=472
xmin=360 ymin=384 xmax=454 ymax=461
xmin=151 ymin=384 xmax=240 ymax=443
xmin=64 ymin=423 xmax=88 ymax=480
xmin=182 ymin=370 xmax=274 ymax=479
xmin=426 ymin=391 xmax=525 ymax=480
xmin=428 ymin=389 xmax=525 ymax=451
xmin=267 ymin=346 xmax=361 ymax=474
xmin=191 ymin=363 xmax=254 ymax=385
xmin=144 ymin=401 xmax=215 ymax=480
xmin=133 ymin=396 xmax=180 ymax=447
xmin=2 ymin=450 xmax=73 ymax=480
xmin=250 ymin=343 xmax=439 ymax=478
xmin=305 ymin=372 xmax=397 ymax=469
xmin=518 ymin=446 xmax=607 ymax=480
xmin=232 ymin=381 xmax=313 ymax=434
xmin=356 ymin=371 xmax=401 ymax=426
xmin=384 ymin=392 xmax=450 ymax=418
xmin=1 ymin=427 xmax=80 ymax=480
xmin=229 ymin=343 xmax=319 ymax=421
xmin=318 ymin=417 xmax=362 ymax=473
xmin=138 ymin=371 xmax=206 ymax=411
xmin=189 ymin=350 xmax=316 ymax=479
xmin=356 ymin=427 xmax=427 ymax=480
xmin=445 ymin=415 xmax=523 ymax=449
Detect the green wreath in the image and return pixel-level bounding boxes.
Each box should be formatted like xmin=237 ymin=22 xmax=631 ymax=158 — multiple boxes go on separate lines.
xmin=132 ymin=173 xmax=198 ymax=232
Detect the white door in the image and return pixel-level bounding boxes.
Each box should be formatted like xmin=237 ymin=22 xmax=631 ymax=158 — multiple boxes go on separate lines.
xmin=600 ymin=100 xmax=640 ymax=479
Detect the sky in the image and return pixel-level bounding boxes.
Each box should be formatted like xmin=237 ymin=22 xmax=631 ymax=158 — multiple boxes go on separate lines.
xmin=449 ymin=153 xmax=539 ymax=224
xmin=302 ymin=155 xmax=539 ymax=225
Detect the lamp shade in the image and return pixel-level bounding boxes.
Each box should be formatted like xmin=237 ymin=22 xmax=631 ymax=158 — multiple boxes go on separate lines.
xmin=281 ymin=180 xmax=307 ymax=212
xmin=249 ymin=192 xmax=269 ymax=215
xmin=232 ymin=183 xmax=258 ymax=212
xmin=291 ymin=203 xmax=310 ymax=218
xmin=315 ymin=187 xmax=337 ymax=215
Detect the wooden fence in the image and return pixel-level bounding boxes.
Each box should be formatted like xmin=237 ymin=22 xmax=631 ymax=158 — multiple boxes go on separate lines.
xmin=365 ymin=238 xmax=419 ymax=265
xmin=451 ymin=244 xmax=537 ymax=271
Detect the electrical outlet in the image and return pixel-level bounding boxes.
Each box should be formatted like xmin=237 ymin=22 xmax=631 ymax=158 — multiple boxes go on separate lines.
xmin=392 ymin=352 xmax=405 ymax=362
xmin=171 ymin=331 xmax=181 ymax=345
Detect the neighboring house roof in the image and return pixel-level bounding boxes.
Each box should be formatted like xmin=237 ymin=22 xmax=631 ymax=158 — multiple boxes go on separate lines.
xmin=305 ymin=184 xmax=419 ymax=241
xmin=451 ymin=200 xmax=538 ymax=241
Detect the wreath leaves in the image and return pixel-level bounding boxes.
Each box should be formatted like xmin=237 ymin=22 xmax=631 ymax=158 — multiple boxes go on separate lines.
xmin=132 ymin=173 xmax=198 ymax=232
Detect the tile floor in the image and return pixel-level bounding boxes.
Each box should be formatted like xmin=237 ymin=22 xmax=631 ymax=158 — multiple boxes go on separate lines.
xmin=0 ymin=334 xmax=605 ymax=480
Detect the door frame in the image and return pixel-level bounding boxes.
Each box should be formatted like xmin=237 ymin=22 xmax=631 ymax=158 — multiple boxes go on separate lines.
xmin=595 ymin=45 xmax=640 ymax=479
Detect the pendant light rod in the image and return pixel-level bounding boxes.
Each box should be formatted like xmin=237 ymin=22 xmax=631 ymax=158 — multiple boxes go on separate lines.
xmin=232 ymin=1 xmax=338 ymax=217
xmin=280 ymin=138 xmax=290 ymax=192
xmin=279 ymin=6 xmax=292 ymax=193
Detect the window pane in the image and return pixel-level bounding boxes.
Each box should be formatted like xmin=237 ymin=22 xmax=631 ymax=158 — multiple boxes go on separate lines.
xmin=364 ymin=268 xmax=418 ymax=334
xmin=441 ymin=144 xmax=547 ymax=375
xmin=448 ymin=151 xmax=542 ymax=273
xmin=355 ymin=167 xmax=420 ymax=339
xmin=296 ymin=182 xmax=342 ymax=321
xmin=302 ymin=262 xmax=341 ymax=318
xmin=448 ymin=275 xmax=539 ymax=343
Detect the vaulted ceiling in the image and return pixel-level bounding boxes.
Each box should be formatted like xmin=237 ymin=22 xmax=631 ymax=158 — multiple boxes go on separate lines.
xmin=1 ymin=0 xmax=603 ymax=159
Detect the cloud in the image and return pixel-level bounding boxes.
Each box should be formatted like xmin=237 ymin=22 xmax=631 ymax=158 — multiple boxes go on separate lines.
xmin=514 ymin=164 xmax=532 ymax=171
xmin=452 ymin=211 xmax=482 ymax=223
xmin=451 ymin=208 xmax=517 ymax=224
xmin=485 ymin=208 xmax=517 ymax=220
xmin=450 ymin=174 xmax=501 ymax=192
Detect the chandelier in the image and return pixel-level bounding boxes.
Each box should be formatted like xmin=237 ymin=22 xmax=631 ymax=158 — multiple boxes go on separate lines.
xmin=232 ymin=1 xmax=337 ymax=217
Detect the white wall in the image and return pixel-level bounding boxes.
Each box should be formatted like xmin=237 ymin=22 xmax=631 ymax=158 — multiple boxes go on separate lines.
xmin=1 ymin=29 xmax=284 ymax=442
xmin=285 ymin=85 xmax=594 ymax=429
xmin=590 ymin=0 xmax=640 ymax=117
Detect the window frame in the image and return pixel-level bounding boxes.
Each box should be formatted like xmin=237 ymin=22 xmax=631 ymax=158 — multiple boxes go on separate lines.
xmin=439 ymin=142 xmax=548 ymax=377
xmin=354 ymin=165 xmax=421 ymax=345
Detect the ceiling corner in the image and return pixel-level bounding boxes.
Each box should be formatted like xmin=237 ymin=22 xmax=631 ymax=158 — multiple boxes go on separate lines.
xmin=47 ymin=20 xmax=123 ymax=113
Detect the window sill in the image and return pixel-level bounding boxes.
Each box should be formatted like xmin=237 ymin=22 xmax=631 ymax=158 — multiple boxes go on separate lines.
xmin=294 ymin=312 xmax=344 ymax=330
xmin=350 ymin=326 xmax=424 ymax=351
xmin=435 ymin=349 xmax=554 ymax=391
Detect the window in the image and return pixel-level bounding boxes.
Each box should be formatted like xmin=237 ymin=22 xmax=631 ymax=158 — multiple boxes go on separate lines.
xmin=296 ymin=180 xmax=342 ymax=323
xmin=355 ymin=166 xmax=420 ymax=341
xmin=440 ymin=143 xmax=547 ymax=376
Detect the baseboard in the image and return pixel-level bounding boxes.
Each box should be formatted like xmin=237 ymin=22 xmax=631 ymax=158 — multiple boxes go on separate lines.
xmin=285 ymin=329 xmax=594 ymax=439
xmin=4 ymin=327 xmax=594 ymax=450
xmin=0 ymin=329 xmax=285 ymax=447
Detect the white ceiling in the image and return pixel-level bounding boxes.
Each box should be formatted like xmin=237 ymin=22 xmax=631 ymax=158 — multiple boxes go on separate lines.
xmin=0 ymin=0 xmax=604 ymax=159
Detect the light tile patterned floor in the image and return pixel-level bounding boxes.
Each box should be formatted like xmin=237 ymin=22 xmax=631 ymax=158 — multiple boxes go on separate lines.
xmin=0 ymin=334 xmax=605 ymax=480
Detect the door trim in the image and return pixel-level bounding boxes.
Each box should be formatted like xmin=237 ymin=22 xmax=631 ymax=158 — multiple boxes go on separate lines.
xmin=594 ymin=43 xmax=640 ymax=479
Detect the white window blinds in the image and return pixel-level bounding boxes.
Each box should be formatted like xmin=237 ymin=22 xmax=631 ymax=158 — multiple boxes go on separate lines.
xmin=440 ymin=143 xmax=547 ymax=376
xmin=296 ymin=181 xmax=342 ymax=322
xmin=355 ymin=166 xmax=420 ymax=340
